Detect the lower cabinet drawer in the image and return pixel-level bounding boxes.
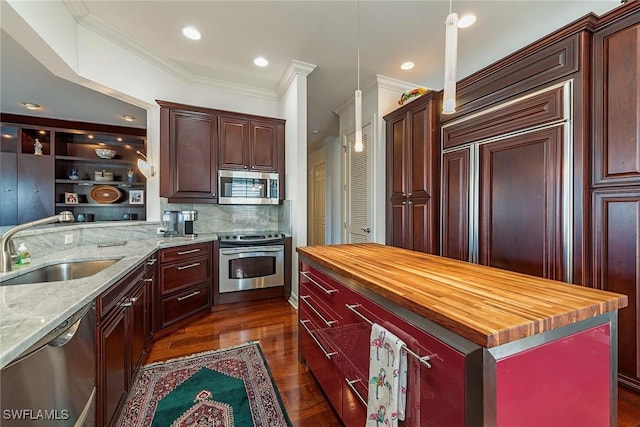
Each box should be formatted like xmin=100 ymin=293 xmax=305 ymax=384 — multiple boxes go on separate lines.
xmin=299 ymin=318 xmax=343 ymax=416
xmin=160 ymin=283 xmax=210 ymax=329
xmin=160 ymin=256 xmax=210 ymax=294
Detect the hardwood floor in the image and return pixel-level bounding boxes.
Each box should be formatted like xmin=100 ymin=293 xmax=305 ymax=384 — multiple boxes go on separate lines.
xmin=145 ymin=298 xmax=640 ymax=426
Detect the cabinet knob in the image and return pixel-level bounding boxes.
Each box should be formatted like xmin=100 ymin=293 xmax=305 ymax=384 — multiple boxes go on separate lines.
xmin=361 ymin=227 xmax=371 ymax=233
xmin=212 ymin=193 xmax=216 ymax=197
xmin=5 ymin=189 xmax=11 ymax=192
xmin=33 ymin=189 xmax=39 ymax=193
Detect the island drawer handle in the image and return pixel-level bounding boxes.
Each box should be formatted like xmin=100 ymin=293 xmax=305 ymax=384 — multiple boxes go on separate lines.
xmin=177 ymin=248 xmax=201 ymax=255
xmin=143 ymin=278 xmax=153 ymax=282
xmin=300 ymin=295 xmax=338 ymax=327
xmin=147 ymin=258 xmax=157 ymax=266
xmin=300 ymin=319 xmax=338 ymax=359
xmin=300 ymin=271 xmax=338 ymax=295
xmin=177 ymin=290 xmax=201 ymax=301
xmin=346 ymin=304 xmax=433 ymax=368
xmin=176 ymin=262 xmax=201 ymax=271
xmin=345 ymin=378 xmax=367 ymax=406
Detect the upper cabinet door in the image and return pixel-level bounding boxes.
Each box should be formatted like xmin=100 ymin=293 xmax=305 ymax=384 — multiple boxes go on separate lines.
xmin=250 ymin=120 xmax=279 ymax=172
xmin=592 ymin=14 xmax=640 ymax=186
xmin=219 ymin=116 xmax=249 ymax=170
xmin=160 ymin=109 xmax=218 ymax=201
xmin=441 ymin=148 xmax=470 ymax=262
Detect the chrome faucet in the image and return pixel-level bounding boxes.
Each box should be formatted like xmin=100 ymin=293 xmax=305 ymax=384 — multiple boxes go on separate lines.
xmin=1 ymin=211 xmax=75 ymax=273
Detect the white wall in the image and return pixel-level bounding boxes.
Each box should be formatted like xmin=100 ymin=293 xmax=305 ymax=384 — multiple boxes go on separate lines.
xmin=332 ymin=75 xmax=418 ymax=244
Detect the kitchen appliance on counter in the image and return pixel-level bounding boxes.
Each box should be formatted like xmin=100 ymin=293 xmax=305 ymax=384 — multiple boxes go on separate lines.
xmin=1 ymin=303 xmax=96 ymax=426
xmin=219 ymin=231 xmax=285 ymax=293
xmin=181 ymin=210 xmax=198 ymax=238
xmin=218 ymin=170 xmax=279 ymax=205
xmin=162 ymin=210 xmax=180 ymax=237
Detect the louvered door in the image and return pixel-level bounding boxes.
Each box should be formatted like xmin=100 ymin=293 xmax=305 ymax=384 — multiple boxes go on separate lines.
xmin=345 ymin=123 xmax=372 ymax=243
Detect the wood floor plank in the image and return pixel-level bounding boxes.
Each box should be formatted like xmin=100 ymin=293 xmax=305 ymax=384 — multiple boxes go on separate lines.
xmin=143 ymin=297 xmax=640 ymax=426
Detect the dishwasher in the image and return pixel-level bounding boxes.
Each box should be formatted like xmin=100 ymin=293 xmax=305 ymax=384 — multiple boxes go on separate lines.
xmin=1 ymin=303 xmax=96 ymax=426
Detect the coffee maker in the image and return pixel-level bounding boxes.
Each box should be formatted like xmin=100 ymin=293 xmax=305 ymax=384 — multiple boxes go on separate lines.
xmin=181 ymin=210 xmax=198 ymax=238
xmin=162 ymin=211 xmax=180 ymax=237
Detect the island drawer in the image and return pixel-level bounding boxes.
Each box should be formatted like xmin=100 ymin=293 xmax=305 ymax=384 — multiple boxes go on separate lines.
xmin=300 ymin=267 xmax=342 ymax=313
xmin=159 ymin=242 xmax=210 ymax=264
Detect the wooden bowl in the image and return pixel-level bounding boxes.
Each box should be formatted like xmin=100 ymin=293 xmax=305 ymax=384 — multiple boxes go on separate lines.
xmin=89 ymin=185 xmax=122 ymax=204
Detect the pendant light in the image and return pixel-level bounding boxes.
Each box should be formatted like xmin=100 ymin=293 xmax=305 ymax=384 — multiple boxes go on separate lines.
xmin=443 ymin=0 xmax=458 ymax=115
xmin=354 ymin=0 xmax=363 ymax=153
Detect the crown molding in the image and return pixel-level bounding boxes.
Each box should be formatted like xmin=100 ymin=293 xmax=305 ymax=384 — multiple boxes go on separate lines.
xmin=276 ymin=59 xmax=317 ymax=99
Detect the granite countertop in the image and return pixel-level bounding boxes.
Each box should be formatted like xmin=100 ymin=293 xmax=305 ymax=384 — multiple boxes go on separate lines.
xmin=297 ymin=243 xmax=629 ymax=348
xmin=0 ymin=233 xmax=218 ymax=369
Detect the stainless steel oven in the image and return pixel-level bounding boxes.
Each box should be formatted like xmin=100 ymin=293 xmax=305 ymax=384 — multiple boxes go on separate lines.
xmin=218 ymin=232 xmax=285 ymax=293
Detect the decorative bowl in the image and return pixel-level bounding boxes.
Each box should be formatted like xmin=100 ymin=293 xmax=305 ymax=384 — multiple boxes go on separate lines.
xmin=95 ymin=148 xmax=117 ymax=159
xmin=89 ymin=185 xmax=122 ymax=204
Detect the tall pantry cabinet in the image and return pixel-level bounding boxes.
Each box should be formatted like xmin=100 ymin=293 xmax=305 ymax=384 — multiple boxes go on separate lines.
xmin=591 ymin=5 xmax=640 ymax=391
xmin=384 ymin=91 xmax=441 ymax=254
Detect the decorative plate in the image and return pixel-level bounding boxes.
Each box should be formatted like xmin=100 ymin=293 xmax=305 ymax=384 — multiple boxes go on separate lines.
xmin=89 ymin=185 xmax=122 ymax=204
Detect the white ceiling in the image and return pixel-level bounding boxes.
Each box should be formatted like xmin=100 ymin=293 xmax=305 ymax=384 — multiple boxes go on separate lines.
xmin=0 ymin=1 xmax=622 ymax=148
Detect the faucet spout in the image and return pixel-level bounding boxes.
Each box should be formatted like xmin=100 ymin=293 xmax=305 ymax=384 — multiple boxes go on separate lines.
xmin=0 ymin=211 xmax=74 ymax=273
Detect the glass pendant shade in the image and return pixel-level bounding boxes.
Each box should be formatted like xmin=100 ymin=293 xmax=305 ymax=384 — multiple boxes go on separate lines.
xmin=443 ymin=12 xmax=459 ymax=114
xmin=354 ymin=89 xmax=363 ymax=152
xmin=136 ymin=151 xmax=156 ymax=179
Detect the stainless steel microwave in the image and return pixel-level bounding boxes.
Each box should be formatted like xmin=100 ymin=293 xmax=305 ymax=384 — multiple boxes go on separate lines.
xmin=218 ymin=170 xmax=279 ymax=205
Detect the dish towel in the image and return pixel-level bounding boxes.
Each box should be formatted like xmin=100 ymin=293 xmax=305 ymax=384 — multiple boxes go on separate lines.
xmin=366 ymin=323 xmax=408 ymax=426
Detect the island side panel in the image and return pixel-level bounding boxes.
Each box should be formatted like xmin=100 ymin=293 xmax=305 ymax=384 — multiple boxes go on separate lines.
xmin=486 ymin=315 xmax=616 ymax=427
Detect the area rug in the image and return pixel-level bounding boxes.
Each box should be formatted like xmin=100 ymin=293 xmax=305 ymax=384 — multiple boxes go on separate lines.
xmin=118 ymin=342 xmax=292 ymax=426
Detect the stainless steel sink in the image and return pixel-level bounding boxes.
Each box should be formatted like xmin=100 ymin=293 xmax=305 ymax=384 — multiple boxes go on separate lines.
xmin=0 ymin=259 xmax=120 ymax=286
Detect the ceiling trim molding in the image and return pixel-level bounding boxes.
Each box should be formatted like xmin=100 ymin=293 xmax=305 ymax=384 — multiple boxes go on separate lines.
xmin=375 ymin=74 xmax=426 ymax=92
xmin=75 ymin=13 xmax=280 ymax=101
xmin=276 ymin=59 xmax=317 ymax=99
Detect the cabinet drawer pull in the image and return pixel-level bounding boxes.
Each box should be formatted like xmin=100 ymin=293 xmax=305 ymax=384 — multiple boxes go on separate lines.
xmin=300 ymin=319 xmax=337 ymax=359
xmin=177 ymin=290 xmax=201 ymax=301
xmin=147 ymin=258 xmax=157 ymax=266
xmin=300 ymin=271 xmax=337 ymax=295
xmin=177 ymin=248 xmax=201 ymax=255
xmin=143 ymin=278 xmax=153 ymax=282
xmin=121 ymin=301 xmax=133 ymax=307
xmin=176 ymin=262 xmax=201 ymax=271
xmin=346 ymin=378 xmax=367 ymax=406
xmin=300 ymin=295 xmax=338 ymax=327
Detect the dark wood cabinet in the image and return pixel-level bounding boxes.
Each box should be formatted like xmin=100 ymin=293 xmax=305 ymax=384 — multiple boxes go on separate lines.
xmin=158 ymin=100 xmax=285 ymax=202
xmin=16 ymin=152 xmax=54 ymax=223
xmin=478 ymin=127 xmax=564 ymax=279
xmin=592 ymin=9 xmax=640 ymax=187
xmin=159 ymin=105 xmax=218 ymax=202
xmin=441 ymin=149 xmax=470 ymax=261
xmin=156 ymin=242 xmax=211 ymax=333
xmin=384 ymin=92 xmax=440 ymax=253
xmin=440 ymin=85 xmax=570 ymax=282
xmin=591 ymin=3 xmax=640 ymax=391
xmin=593 ymin=188 xmax=640 ymax=390
xmin=96 ymin=260 xmax=152 ymax=427
xmin=218 ymin=116 xmax=282 ymax=173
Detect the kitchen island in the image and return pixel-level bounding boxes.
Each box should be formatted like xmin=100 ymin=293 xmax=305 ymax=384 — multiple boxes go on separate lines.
xmin=296 ymin=243 xmax=628 ymax=427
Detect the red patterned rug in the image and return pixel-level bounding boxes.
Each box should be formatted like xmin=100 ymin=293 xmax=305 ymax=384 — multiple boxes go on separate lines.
xmin=118 ymin=342 xmax=291 ymax=426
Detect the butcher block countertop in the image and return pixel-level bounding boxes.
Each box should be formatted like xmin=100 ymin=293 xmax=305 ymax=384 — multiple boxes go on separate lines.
xmin=296 ymin=243 xmax=628 ymax=348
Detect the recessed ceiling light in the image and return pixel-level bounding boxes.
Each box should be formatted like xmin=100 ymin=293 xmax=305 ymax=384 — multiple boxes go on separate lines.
xmin=253 ymin=56 xmax=269 ymax=67
xmin=182 ymin=26 xmax=201 ymax=40
xmin=122 ymin=115 xmax=136 ymax=122
xmin=117 ymin=137 xmax=123 ymax=142
xmin=400 ymin=61 xmax=415 ymax=71
xmin=458 ymin=14 xmax=477 ymax=28
xmin=21 ymin=102 xmax=41 ymax=110
xmin=88 ymin=135 xmax=94 ymax=139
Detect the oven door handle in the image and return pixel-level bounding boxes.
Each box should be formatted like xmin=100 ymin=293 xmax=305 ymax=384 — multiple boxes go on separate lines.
xmin=220 ymin=247 xmax=283 ymax=255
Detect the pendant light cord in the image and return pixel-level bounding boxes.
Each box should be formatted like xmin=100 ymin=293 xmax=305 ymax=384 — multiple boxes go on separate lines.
xmin=357 ymin=0 xmax=360 ymax=90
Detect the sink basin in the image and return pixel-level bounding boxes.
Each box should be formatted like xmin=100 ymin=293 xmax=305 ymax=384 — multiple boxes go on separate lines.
xmin=0 ymin=259 xmax=120 ymax=286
